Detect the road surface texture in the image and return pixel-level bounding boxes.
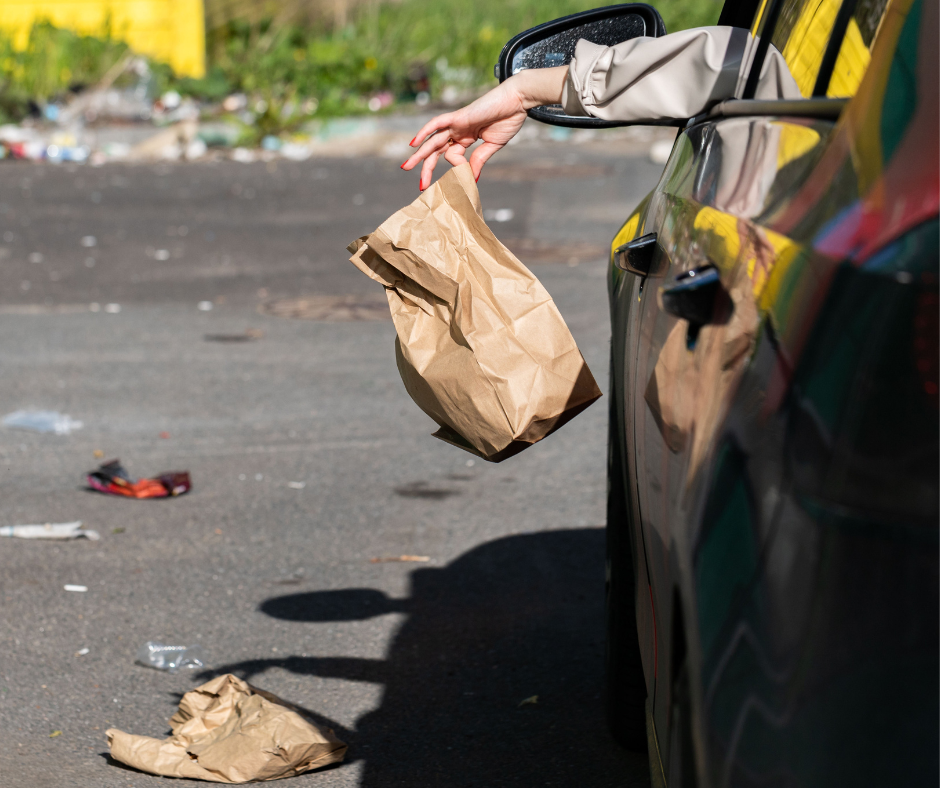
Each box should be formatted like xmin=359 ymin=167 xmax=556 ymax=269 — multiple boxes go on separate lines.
xmin=0 ymin=129 xmax=667 ymax=787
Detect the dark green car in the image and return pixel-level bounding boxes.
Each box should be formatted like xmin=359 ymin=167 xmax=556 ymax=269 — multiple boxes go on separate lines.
xmin=498 ymin=0 xmax=938 ymax=784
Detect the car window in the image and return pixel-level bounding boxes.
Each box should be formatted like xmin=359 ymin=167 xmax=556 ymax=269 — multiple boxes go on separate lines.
xmin=771 ymin=0 xmax=845 ymax=96
xmin=825 ymin=0 xmax=891 ymax=96
xmin=762 ymin=0 xmax=892 ymax=97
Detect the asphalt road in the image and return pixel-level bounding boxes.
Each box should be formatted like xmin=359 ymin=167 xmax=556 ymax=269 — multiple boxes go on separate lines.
xmin=0 ymin=132 xmax=666 ymax=788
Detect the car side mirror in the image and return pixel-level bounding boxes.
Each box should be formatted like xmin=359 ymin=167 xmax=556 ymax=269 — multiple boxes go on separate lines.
xmin=495 ymin=3 xmax=666 ymax=129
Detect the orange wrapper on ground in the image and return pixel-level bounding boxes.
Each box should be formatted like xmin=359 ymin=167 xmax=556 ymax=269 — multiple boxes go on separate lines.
xmin=106 ymin=674 xmax=347 ymax=782
xmin=348 ymin=163 xmax=601 ymax=462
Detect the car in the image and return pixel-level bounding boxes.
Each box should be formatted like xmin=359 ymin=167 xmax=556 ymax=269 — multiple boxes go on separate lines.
xmin=496 ymin=1 xmax=938 ymax=785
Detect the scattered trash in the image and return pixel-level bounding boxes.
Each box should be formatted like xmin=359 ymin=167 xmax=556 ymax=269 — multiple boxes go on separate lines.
xmin=112 ymin=527 xmax=126 ymax=534
xmin=93 ymin=449 xmax=104 ymax=458
xmin=205 ymin=329 xmax=263 ymax=343
xmin=483 ymin=208 xmax=515 ymax=222
xmin=49 ymin=730 xmax=62 ymax=738
xmin=64 ymin=584 xmax=88 ymax=593
xmin=3 ymin=410 xmax=83 ymax=435
xmin=369 ymin=555 xmax=431 ymax=563
xmin=80 ymin=235 xmax=97 ymax=247
xmin=287 ymin=481 xmax=306 ymax=489
xmin=254 ymin=473 xmax=264 ymax=481
xmin=107 ymin=674 xmax=347 ymax=781
xmin=104 ymin=303 xmax=121 ymax=314
xmin=136 ymin=642 xmax=207 ymax=673
xmin=197 ymin=301 xmax=213 ymax=311
xmin=87 ymin=459 xmax=191 ymax=499
xmin=159 ymin=431 xmax=170 ymax=439
xmin=75 ymin=647 xmax=90 ymax=657
xmin=0 ymin=521 xmax=99 ymax=540
xmin=28 ymin=252 xmax=44 ymax=263
xmin=518 ymin=695 xmax=539 ymax=707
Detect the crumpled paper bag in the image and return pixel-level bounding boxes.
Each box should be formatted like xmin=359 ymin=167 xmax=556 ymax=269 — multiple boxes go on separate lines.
xmin=348 ymin=162 xmax=601 ymax=462
xmin=106 ymin=674 xmax=346 ymax=783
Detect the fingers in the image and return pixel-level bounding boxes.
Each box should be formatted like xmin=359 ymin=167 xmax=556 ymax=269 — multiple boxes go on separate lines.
xmin=401 ymin=129 xmax=450 ymax=172
xmin=410 ymin=113 xmax=455 ymax=150
xmin=419 ymin=147 xmax=443 ymax=191
xmin=442 ymin=142 xmax=468 ymax=168
xmin=468 ymin=141 xmax=503 ymax=181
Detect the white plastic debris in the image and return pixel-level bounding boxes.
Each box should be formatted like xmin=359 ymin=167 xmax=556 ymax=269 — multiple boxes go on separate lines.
xmin=76 ymin=647 xmax=90 ymax=656
xmin=287 ymin=481 xmax=306 ymax=489
xmin=483 ymin=208 xmax=515 ymax=223
xmin=197 ymin=301 xmax=213 ymax=311
xmin=2 ymin=410 xmax=84 ymax=435
xmin=136 ymin=642 xmax=207 ymax=673
xmin=0 ymin=521 xmax=99 ymax=540
xmin=64 ymin=584 xmax=88 ymax=592
xmin=80 ymin=235 xmax=97 ymax=247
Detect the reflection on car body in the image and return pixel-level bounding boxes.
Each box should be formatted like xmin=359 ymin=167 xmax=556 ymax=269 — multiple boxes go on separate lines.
xmin=495 ymin=0 xmax=935 ymax=783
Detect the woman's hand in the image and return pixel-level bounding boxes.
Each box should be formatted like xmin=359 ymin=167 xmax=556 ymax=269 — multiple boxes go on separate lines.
xmin=402 ymin=66 xmax=567 ymax=190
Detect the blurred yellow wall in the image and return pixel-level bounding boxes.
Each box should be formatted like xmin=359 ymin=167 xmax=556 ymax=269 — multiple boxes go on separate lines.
xmin=1 ymin=0 xmax=206 ymax=77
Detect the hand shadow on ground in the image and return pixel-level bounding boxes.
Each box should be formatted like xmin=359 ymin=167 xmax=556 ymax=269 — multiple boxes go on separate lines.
xmin=202 ymin=529 xmax=650 ymax=787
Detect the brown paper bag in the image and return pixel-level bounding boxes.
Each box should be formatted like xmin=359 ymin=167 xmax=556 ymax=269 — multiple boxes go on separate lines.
xmin=348 ymin=163 xmax=601 ymax=462
xmin=106 ymin=674 xmax=346 ymax=783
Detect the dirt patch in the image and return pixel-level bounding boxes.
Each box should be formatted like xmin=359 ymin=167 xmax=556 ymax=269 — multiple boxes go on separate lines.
xmin=503 ymin=238 xmax=608 ymax=265
xmin=260 ymin=294 xmax=390 ymax=321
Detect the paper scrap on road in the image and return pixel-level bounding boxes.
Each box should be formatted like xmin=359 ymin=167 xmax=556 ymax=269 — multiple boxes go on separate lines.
xmin=64 ymin=585 xmax=88 ymax=592
xmin=0 ymin=521 xmax=99 ymax=540
xmin=2 ymin=410 xmax=83 ymax=435
xmin=106 ymin=673 xmax=347 ymax=782
xmin=369 ymin=555 xmax=431 ymax=563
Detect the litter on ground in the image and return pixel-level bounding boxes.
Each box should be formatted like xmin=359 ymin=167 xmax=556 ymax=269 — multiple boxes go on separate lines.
xmin=2 ymin=410 xmax=83 ymax=435
xmin=0 ymin=521 xmax=99 ymax=540
xmin=87 ymin=459 xmax=191 ymax=498
xmin=136 ymin=642 xmax=207 ymax=673
xmin=107 ymin=673 xmax=347 ymax=782
xmin=369 ymin=555 xmax=431 ymax=563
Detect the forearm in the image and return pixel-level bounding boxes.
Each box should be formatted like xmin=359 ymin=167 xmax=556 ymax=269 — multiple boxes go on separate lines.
xmin=505 ymin=66 xmax=568 ymax=109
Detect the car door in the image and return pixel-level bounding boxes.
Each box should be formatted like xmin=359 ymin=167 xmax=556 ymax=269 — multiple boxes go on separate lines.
xmin=621 ymin=0 xmax=897 ymax=778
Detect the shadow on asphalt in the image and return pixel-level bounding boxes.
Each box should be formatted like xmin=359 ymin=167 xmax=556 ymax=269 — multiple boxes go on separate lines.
xmin=202 ymin=529 xmax=649 ymax=787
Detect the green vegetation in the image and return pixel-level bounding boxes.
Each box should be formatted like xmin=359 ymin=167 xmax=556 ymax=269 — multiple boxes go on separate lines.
xmin=0 ymin=0 xmax=721 ymax=126
xmin=0 ymin=20 xmax=129 ymax=124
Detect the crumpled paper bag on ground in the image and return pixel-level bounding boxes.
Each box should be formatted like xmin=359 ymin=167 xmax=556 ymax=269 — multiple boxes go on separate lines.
xmin=106 ymin=674 xmax=346 ymax=782
xmin=348 ymin=162 xmax=601 ymax=462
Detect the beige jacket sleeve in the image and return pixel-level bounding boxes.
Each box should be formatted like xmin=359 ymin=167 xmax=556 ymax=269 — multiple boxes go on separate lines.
xmin=561 ymin=26 xmax=801 ymax=122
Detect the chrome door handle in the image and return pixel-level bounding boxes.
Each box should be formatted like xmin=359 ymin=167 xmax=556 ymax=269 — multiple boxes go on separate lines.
xmin=614 ymin=232 xmax=657 ymax=275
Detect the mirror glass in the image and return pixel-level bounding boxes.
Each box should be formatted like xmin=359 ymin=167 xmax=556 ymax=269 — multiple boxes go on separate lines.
xmin=510 ymin=15 xmax=649 ymax=75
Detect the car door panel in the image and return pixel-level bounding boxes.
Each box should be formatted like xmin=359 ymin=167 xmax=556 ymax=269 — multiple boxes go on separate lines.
xmin=629 ymin=115 xmax=834 ymax=769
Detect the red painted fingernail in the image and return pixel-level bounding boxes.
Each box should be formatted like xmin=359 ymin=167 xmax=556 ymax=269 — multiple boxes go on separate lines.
xmin=409 ymin=137 xmax=417 ymax=146
xmin=475 ymin=175 xmax=479 ymax=183
xmin=400 ymin=162 xmax=407 ymax=169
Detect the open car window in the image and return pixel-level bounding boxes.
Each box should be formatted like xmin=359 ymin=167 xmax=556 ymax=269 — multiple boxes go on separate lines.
xmin=746 ymin=0 xmax=892 ymax=98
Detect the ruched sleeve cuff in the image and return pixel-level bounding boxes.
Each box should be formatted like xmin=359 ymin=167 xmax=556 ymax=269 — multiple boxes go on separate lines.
xmin=563 ymin=27 xmax=763 ymax=122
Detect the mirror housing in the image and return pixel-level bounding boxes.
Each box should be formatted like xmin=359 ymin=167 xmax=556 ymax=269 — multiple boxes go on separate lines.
xmin=495 ymin=4 xmax=667 ymax=129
